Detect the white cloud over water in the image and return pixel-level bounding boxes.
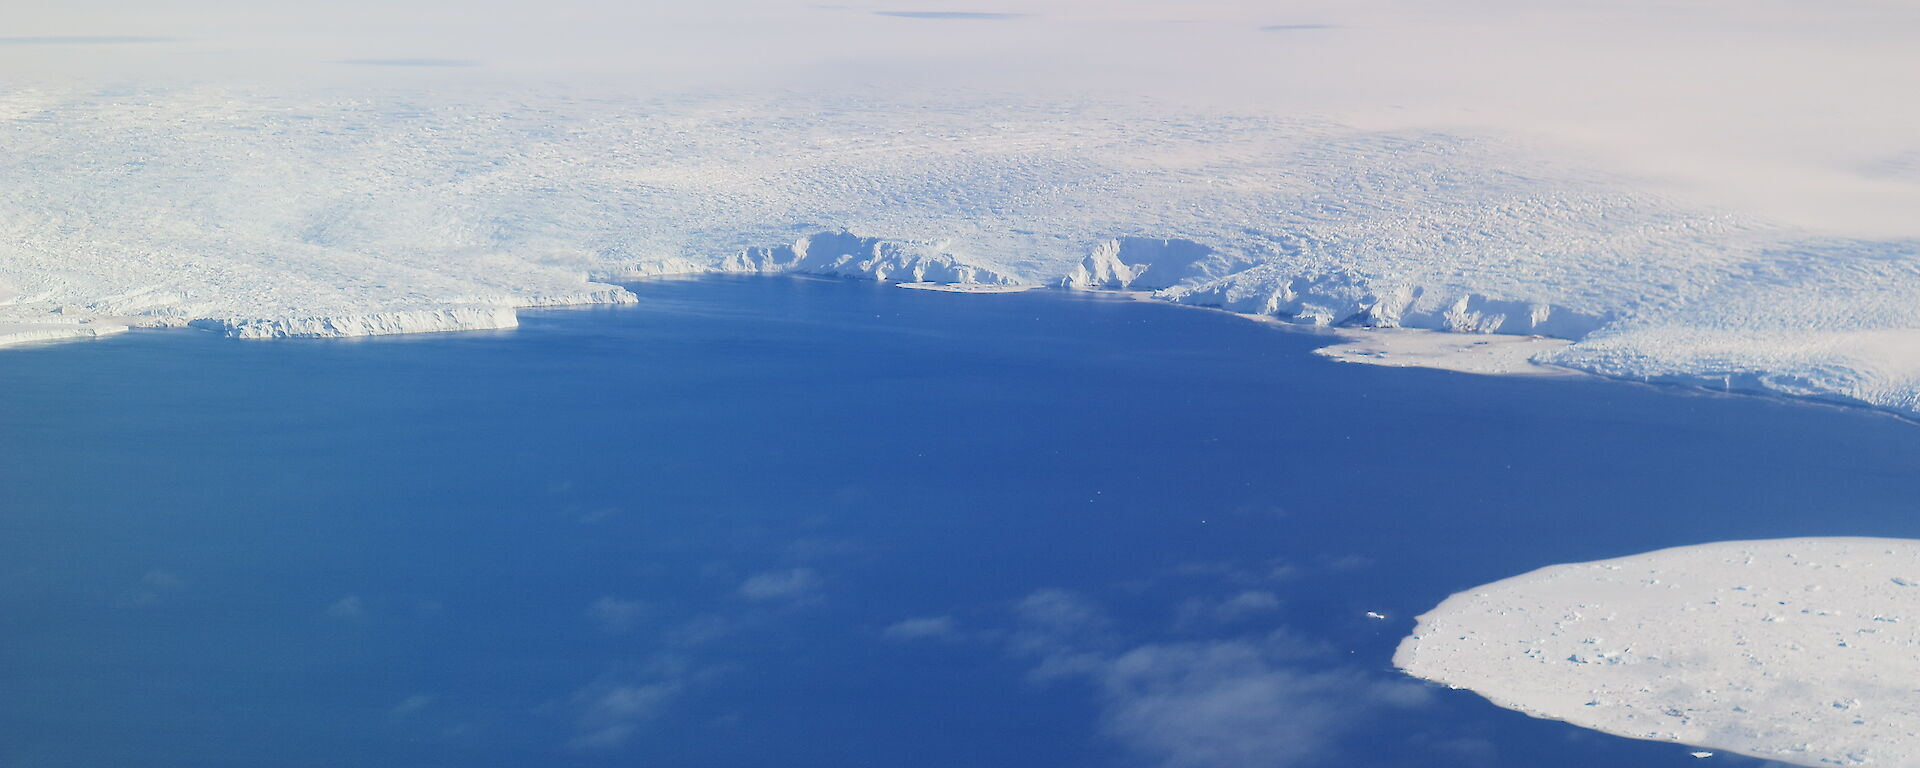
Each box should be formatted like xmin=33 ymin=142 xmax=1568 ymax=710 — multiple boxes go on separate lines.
xmin=1087 ymin=638 xmax=1429 ymax=768
xmin=567 ymin=679 xmax=683 ymax=750
xmin=1005 ymin=589 xmax=1431 ymax=768
xmin=324 ymin=596 xmax=366 ymax=621
xmin=737 ymin=568 xmax=823 ymax=603
xmin=1173 ymin=590 xmax=1283 ymax=631
xmin=587 ymin=597 xmax=651 ymax=634
xmin=882 ymin=615 xmax=957 ymax=641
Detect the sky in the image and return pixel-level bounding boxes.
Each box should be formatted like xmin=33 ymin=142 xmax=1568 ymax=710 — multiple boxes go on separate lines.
xmin=5 ymin=0 xmax=1920 ymax=237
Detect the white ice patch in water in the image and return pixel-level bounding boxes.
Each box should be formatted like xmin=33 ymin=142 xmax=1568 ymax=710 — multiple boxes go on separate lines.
xmin=1312 ymin=328 xmax=1577 ymax=378
xmin=1396 ymin=537 xmax=1920 ymax=767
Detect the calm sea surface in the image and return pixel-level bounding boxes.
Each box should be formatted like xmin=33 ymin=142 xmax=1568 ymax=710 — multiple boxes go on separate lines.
xmin=5 ymin=275 xmax=1919 ymax=768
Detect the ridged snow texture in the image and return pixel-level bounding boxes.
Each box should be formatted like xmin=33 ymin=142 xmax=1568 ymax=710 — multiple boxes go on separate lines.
xmin=2 ymin=86 xmax=1918 ymax=413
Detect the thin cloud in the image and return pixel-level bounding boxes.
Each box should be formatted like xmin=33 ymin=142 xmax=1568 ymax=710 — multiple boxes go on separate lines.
xmin=336 ymin=59 xmax=479 ymax=68
xmin=563 ymin=657 xmax=705 ymax=751
xmin=1173 ymin=590 xmax=1282 ymax=631
xmin=883 ymin=615 xmax=956 ymax=640
xmin=665 ymin=614 xmax=733 ymax=647
xmin=129 ymin=568 xmax=189 ymax=604
xmin=1090 ymin=639 xmax=1429 ymax=768
xmin=1259 ymin=24 xmax=1335 ymax=32
xmin=1861 ymin=151 xmax=1920 ymax=183
xmin=1014 ymin=588 xmax=1107 ymax=635
xmin=587 ymin=597 xmax=650 ymax=634
xmin=143 ymin=570 xmax=186 ymax=590
xmin=783 ymin=536 xmax=861 ymax=561
xmin=873 ymin=11 xmax=1024 ymax=20
xmin=324 ymin=596 xmax=366 ymax=621
xmin=0 ymin=36 xmax=176 ymax=45
xmin=388 ymin=694 xmax=435 ymax=719
xmin=1005 ymin=589 xmax=1430 ymax=768
xmin=567 ymin=680 xmax=682 ymax=750
xmin=738 ymin=567 xmax=822 ymax=602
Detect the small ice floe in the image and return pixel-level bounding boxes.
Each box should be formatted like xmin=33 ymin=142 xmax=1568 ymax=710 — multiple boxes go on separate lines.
xmin=1365 ymin=611 xmax=1387 ymax=620
xmin=1689 ymin=751 xmax=1714 ymax=759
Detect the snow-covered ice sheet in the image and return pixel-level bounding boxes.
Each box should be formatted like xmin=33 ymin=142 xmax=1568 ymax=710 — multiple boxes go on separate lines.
xmin=1395 ymin=538 xmax=1920 ymax=767
xmin=3 ymin=85 xmax=1920 ymax=418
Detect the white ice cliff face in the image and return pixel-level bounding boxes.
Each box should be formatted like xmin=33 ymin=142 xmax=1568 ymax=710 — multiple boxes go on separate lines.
xmin=3 ymin=85 xmax=1919 ymax=417
xmin=711 ymin=231 xmax=1023 ymax=286
xmin=187 ymin=307 xmax=525 ymax=339
xmin=1059 ymin=237 xmax=1248 ymax=291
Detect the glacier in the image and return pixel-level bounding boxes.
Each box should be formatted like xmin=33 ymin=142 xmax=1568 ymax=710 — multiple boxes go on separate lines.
xmin=3 ymin=85 xmax=1919 ymax=418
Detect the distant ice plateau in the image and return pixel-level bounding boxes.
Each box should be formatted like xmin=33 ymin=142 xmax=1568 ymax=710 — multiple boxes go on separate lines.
xmin=4 ymin=86 xmax=1919 ymax=417
xmin=1396 ymin=538 xmax=1920 ymax=767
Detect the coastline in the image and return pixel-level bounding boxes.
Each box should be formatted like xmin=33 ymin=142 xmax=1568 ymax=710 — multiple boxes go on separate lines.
xmin=10 ymin=271 xmax=1919 ymax=431
xmin=0 ymin=320 xmax=130 ymax=349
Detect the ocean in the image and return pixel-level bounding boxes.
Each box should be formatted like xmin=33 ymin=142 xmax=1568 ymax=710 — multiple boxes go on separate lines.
xmin=5 ymin=275 xmax=1917 ymax=767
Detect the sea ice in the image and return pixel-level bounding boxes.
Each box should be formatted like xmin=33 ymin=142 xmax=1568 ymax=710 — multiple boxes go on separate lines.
xmin=1312 ymin=329 xmax=1577 ymax=378
xmin=1395 ymin=538 xmax=1920 ymax=767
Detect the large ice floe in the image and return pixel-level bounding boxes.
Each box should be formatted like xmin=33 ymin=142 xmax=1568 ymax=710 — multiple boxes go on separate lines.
xmin=3 ymin=85 xmax=1920 ymax=417
xmin=1396 ymin=538 xmax=1920 ymax=767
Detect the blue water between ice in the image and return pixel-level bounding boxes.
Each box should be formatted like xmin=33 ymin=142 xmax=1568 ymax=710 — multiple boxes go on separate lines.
xmin=5 ymin=275 xmax=1918 ymax=768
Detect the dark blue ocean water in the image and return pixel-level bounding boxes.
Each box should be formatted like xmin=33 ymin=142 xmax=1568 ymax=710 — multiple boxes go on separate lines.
xmin=4 ymin=275 xmax=1919 ymax=768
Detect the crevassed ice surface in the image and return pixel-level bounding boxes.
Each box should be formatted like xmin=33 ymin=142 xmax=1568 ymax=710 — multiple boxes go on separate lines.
xmin=3 ymin=85 xmax=1919 ymax=414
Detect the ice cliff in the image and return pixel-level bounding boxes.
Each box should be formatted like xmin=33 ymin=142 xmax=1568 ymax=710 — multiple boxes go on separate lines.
xmin=3 ymin=86 xmax=1918 ymax=417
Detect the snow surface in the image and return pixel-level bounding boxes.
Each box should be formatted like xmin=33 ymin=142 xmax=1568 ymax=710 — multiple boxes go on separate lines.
xmin=3 ymin=85 xmax=1920 ymax=417
xmin=1395 ymin=538 xmax=1920 ymax=767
